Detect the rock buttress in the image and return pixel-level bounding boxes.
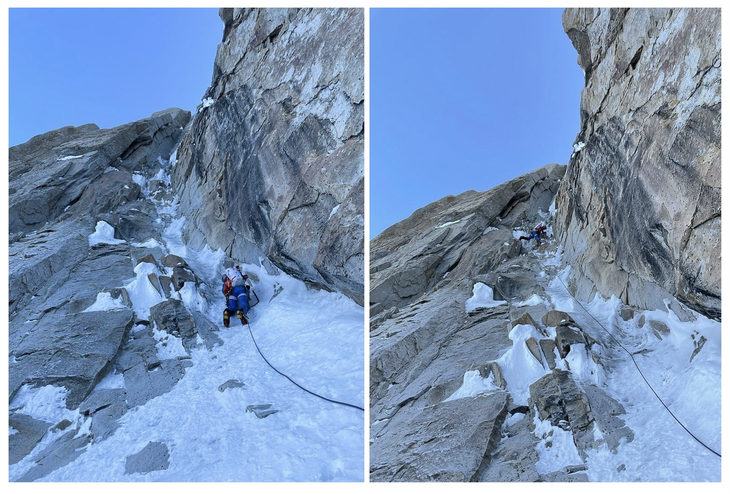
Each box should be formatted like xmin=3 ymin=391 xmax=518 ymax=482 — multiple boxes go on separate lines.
xmin=555 ymin=8 xmax=721 ymax=320
xmin=172 ymin=8 xmax=364 ymax=304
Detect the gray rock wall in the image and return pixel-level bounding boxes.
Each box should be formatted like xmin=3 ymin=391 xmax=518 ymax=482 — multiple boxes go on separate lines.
xmin=371 ymin=164 xmax=564 ymax=316
xmin=10 ymin=110 xmax=188 ymax=237
xmin=369 ymin=163 xmax=642 ymax=481
xmin=172 ymin=8 xmax=364 ymax=304
xmin=369 ymin=164 xmax=569 ymax=481
xmin=8 ymin=110 xmax=208 ymax=466
xmin=555 ymin=8 xmax=721 ymax=319
xmin=9 ymin=109 xmax=190 ymax=316
xmin=9 ymin=110 xmax=189 ymax=398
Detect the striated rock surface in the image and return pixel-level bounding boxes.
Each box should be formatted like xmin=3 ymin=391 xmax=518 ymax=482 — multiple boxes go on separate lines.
xmin=9 ymin=109 xmax=191 ymax=407
xmin=371 ymin=164 xmax=564 ymax=317
xmin=370 ymin=162 xmax=644 ymax=482
xmin=370 ymin=7 xmax=719 ymax=483
xmin=9 ymin=109 xmax=189 ymax=237
xmin=370 ymin=393 xmax=508 ymax=481
xmin=172 ymin=8 xmax=364 ymax=304
xmin=370 ymin=164 xmax=589 ymax=481
xmin=555 ymin=8 xmax=721 ymax=320
xmin=8 ymin=109 xmax=218 ymax=476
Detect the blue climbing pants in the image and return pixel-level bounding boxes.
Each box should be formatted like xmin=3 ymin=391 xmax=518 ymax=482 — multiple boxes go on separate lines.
xmin=227 ymin=285 xmax=249 ymax=314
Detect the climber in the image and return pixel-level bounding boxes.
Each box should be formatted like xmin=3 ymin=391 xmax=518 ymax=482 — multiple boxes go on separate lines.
xmin=222 ymin=265 xmax=253 ymax=327
xmin=519 ymin=223 xmax=548 ymax=246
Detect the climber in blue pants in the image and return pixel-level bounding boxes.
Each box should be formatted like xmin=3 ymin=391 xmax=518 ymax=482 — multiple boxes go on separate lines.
xmin=519 ymin=224 xmax=548 ymax=246
xmin=222 ymin=265 xmax=252 ymax=327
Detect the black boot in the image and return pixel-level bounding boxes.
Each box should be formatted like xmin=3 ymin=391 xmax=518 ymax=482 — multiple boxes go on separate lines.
xmin=223 ymin=309 xmax=230 ymax=328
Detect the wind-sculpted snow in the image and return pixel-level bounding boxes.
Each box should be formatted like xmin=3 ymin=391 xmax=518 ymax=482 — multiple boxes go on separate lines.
xmin=10 ymin=235 xmax=365 ymax=482
xmin=8 ymin=109 xmax=364 ymax=481
xmin=370 ymin=162 xmax=720 ymax=481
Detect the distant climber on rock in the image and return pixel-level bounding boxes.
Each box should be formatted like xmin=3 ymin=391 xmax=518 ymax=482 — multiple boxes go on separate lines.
xmin=222 ymin=265 xmax=253 ymax=327
xmin=519 ymin=223 xmax=548 ymax=246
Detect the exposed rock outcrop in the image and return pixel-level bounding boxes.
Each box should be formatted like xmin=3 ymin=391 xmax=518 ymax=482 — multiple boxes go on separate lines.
xmin=9 ymin=414 xmax=52 ymax=465
xmin=9 ymin=109 xmax=189 ymax=237
xmin=9 ymin=109 xmax=191 ymax=408
xmin=369 ymin=163 xmax=642 ymax=481
xmin=125 ymin=441 xmax=171 ymax=475
xmin=172 ymin=8 xmax=364 ymax=304
xmin=9 ymin=9 xmax=364 ymax=480
xmin=370 ymin=164 xmax=589 ymax=481
xmin=370 ymin=7 xmax=719 ymax=482
xmin=555 ymin=8 xmax=721 ymax=320
xmin=371 ymin=164 xmax=564 ymax=318
xmin=370 ymin=393 xmax=508 ymax=481
xmin=8 ymin=109 xmax=216 ymax=475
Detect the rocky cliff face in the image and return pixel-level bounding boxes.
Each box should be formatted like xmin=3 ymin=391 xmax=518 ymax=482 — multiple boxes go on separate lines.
xmin=368 ymin=165 xmax=626 ymax=481
xmin=555 ymin=8 xmax=721 ymax=320
xmin=369 ymin=8 xmax=721 ymax=482
xmin=172 ymin=8 xmax=364 ymax=304
xmin=7 ymin=109 xmax=224 ymax=478
xmin=9 ymin=109 xmax=188 ymax=239
xmin=9 ymin=9 xmax=365 ymax=479
xmin=9 ymin=109 xmax=190 ymax=320
xmin=371 ymin=165 xmax=563 ymax=318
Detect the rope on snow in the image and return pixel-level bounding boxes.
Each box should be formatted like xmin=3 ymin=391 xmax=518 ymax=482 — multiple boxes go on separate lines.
xmin=246 ymin=320 xmax=364 ymax=412
xmin=556 ymin=275 xmax=720 ymax=459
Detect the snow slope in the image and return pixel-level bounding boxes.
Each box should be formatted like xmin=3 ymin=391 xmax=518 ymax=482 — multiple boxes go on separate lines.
xmin=546 ymin=267 xmax=722 ymax=481
xmin=9 ymin=160 xmax=365 ymax=482
xmin=453 ymin=237 xmax=722 ymax=481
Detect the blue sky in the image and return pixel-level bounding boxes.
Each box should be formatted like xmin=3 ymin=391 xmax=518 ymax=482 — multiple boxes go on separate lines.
xmin=370 ymin=8 xmax=584 ymax=237
xmin=7 ymin=8 xmax=584 ymax=240
xmin=9 ymin=8 xmax=222 ymax=146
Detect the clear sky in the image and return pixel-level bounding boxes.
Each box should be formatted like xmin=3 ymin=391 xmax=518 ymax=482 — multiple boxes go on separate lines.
xmin=370 ymin=8 xmax=584 ymax=238
xmin=9 ymin=8 xmax=222 ymax=146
